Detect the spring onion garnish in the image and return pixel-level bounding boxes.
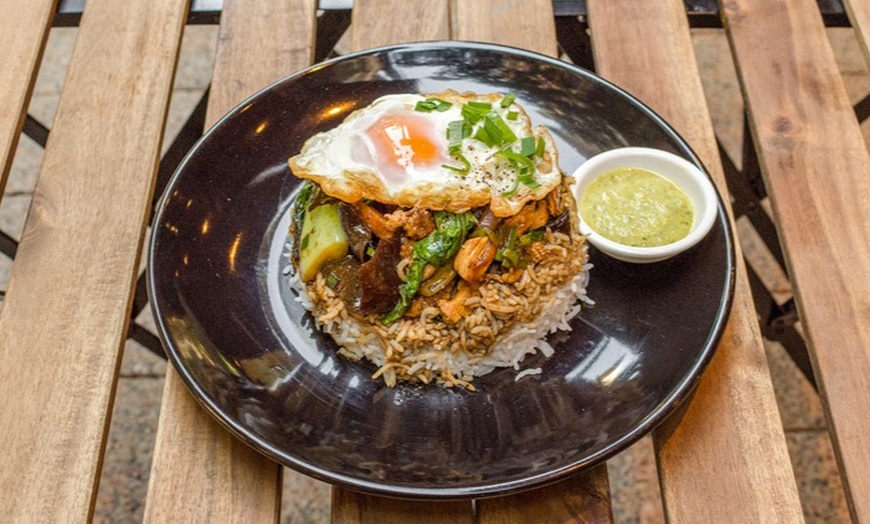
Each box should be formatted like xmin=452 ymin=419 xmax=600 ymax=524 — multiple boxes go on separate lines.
xmin=518 ymin=136 xmax=537 ymax=157
xmin=461 ymin=101 xmax=492 ymax=124
xmin=474 ymin=111 xmax=517 ymax=148
xmin=441 ymin=97 xmax=545 ymax=189
xmin=498 ymin=150 xmax=541 ymax=196
xmin=500 ymin=93 xmax=516 ymax=108
xmin=535 ymin=136 xmax=545 ymax=157
xmin=415 ymin=97 xmax=453 ymax=112
xmin=442 ymin=152 xmax=471 ymax=174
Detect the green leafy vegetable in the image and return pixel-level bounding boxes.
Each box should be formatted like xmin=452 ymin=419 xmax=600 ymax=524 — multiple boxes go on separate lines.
xmin=382 ymin=211 xmax=475 ymax=324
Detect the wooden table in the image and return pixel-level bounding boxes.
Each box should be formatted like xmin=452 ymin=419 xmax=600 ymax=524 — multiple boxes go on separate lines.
xmin=1 ymin=0 xmax=869 ymax=521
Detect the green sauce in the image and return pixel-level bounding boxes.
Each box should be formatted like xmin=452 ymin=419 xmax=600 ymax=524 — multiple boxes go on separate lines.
xmin=579 ymin=167 xmax=694 ymax=247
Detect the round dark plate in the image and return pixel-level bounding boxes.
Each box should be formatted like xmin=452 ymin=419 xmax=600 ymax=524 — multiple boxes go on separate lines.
xmin=148 ymin=41 xmax=735 ymax=499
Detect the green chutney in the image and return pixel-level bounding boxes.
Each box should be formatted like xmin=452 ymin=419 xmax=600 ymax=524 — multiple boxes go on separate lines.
xmin=579 ymin=167 xmax=694 ymax=247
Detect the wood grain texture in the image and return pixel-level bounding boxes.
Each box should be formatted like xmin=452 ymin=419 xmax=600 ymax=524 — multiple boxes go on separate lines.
xmin=143 ymin=0 xmax=317 ymax=521
xmin=723 ymin=0 xmax=870 ymax=519
xmin=587 ymin=0 xmax=805 ymax=521
xmin=351 ymin=0 xmax=450 ymax=50
xmin=331 ymin=490 xmax=473 ymax=524
xmin=453 ymin=0 xmax=557 ymax=56
xmin=0 ymin=0 xmax=57 ymax=191
xmin=842 ymin=0 xmax=870 ymax=65
xmin=0 ymin=0 xmax=188 ymax=520
xmin=476 ymin=468 xmax=612 ymax=524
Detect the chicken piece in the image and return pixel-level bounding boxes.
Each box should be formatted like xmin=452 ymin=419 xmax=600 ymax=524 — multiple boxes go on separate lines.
xmin=438 ymin=281 xmax=474 ymax=324
xmin=354 ymin=201 xmax=397 ymax=239
xmin=454 ymin=236 xmax=496 ymax=282
xmin=385 ymin=206 xmax=436 ymax=240
xmin=503 ymin=199 xmax=548 ymax=235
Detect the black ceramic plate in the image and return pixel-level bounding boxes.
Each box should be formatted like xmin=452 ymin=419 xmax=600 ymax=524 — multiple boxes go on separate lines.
xmin=148 ymin=41 xmax=735 ymax=499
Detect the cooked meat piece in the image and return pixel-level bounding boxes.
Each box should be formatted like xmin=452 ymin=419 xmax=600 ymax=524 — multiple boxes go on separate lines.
xmin=357 ymin=236 xmax=403 ymax=315
xmin=338 ymin=202 xmax=372 ymax=261
xmin=354 ymin=201 xmax=397 ymax=239
xmin=385 ymin=206 xmax=436 ymax=240
xmin=454 ymin=236 xmax=496 ymax=282
xmin=503 ymin=199 xmax=548 ymax=235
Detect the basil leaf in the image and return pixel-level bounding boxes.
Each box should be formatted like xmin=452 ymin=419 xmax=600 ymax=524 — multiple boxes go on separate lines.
xmin=382 ymin=211 xmax=475 ymax=324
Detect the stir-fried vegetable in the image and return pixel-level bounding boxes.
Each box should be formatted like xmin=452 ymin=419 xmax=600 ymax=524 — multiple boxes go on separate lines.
xmin=382 ymin=211 xmax=475 ymax=324
xmin=298 ymin=203 xmax=349 ymax=282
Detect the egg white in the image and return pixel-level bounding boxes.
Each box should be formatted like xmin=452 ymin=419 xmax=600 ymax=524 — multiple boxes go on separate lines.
xmin=289 ymin=91 xmax=562 ymax=217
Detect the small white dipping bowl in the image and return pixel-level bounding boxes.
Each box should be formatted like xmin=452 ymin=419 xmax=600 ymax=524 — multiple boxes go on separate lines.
xmin=571 ymin=147 xmax=718 ymax=263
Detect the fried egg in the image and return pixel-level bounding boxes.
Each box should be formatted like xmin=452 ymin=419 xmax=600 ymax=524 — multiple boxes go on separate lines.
xmin=289 ymin=91 xmax=561 ymax=217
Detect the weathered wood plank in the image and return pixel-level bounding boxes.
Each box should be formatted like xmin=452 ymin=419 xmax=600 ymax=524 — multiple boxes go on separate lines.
xmin=454 ymin=0 xmax=557 ymax=56
xmin=723 ymin=0 xmax=870 ymax=519
xmin=587 ymin=0 xmax=805 ymax=521
xmin=477 ymin=468 xmax=612 ymax=524
xmin=331 ymin=491 xmax=473 ymax=524
xmin=0 ymin=0 xmax=57 ymax=191
xmin=351 ymin=0 xmax=450 ymax=50
xmin=0 ymin=0 xmax=188 ymax=520
xmin=842 ymin=0 xmax=870 ymax=65
xmin=143 ymin=0 xmax=317 ymax=521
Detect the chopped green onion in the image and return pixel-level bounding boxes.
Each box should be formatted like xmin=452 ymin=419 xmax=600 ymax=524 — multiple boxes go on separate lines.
xmin=506 ymin=111 xmax=519 ymax=121
xmin=366 ymin=245 xmax=375 ymax=257
xmin=501 ymin=177 xmax=521 ymax=197
xmin=474 ymin=111 xmax=517 ymax=148
xmin=519 ymin=136 xmax=537 ymax=157
xmin=446 ymin=120 xmax=470 ymax=149
xmin=488 ymin=111 xmax=518 ymax=144
xmin=461 ymin=101 xmax=492 ymax=124
xmin=500 ymin=94 xmax=516 ymax=108
xmin=495 ymin=226 xmax=520 ymax=267
xmin=415 ymin=97 xmax=453 ymax=112
xmin=497 ymin=150 xmax=541 ymax=194
xmin=535 ymin=136 xmax=545 ymax=157
xmin=518 ymin=170 xmax=542 ymax=189
xmin=442 ymin=152 xmax=471 ymax=175
xmin=325 ymin=271 xmax=340 ymax=289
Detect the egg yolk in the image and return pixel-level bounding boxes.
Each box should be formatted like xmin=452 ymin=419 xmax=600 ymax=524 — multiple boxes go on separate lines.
xmin=365 ymin=114 xmax=447 ymax=180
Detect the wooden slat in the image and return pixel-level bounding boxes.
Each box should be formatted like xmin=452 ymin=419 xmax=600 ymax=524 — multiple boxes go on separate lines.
xmin=350 ymin=0 xmax=450 ymax=51
xmin=842 ymin=0 xmax=870 ymax=65
xmin=453 ymin=0 xmax=557 ymax=56
xmin=456 ymin=2 xmax=612 ymax=520
xmin=586 ymin=1 xmax=805 ymax=521
xmin=143 ymin=0 xmax=317 ymax=521
xmin=0 ymin=0 xmax=188 ymax=520
xmin=0 ymin=0 xmax=57 ymax=189
xmin=329 ymin=2 xmax=474 ymax=520
xmin=477 ymin=469 xmax=612 ymax=523
xmin=722 ymin=0 xmax=870 ymax=519
xmin=331 ymin=490 xmax=473 ymax=524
